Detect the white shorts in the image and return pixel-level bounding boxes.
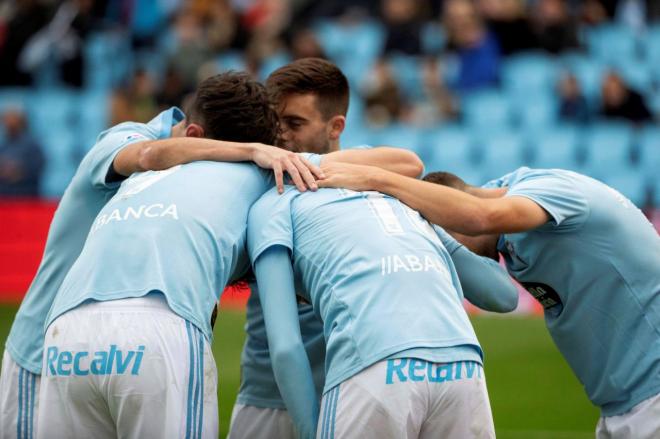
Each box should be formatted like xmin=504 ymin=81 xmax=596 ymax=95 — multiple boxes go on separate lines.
xmin=227 ymin=403 xmax=296 ymax=439
xmin=37 ymin=294 xmax=218 ymax=439
xmin=317 ymin=358 xmax=495 ymax=439
xmin=0 ymin=351 xmax=40 ymax=439
xmin=596 ymin=391 xmax=660 ymax=439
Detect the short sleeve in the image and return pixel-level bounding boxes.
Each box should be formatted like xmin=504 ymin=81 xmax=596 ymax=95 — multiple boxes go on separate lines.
xmin=506 ymin=173 xmax=589 ymax=230
xmin=247 ymin=188 xmax=296 ymax=264
xmin=86 ymin=126 xmax=155 ymax=189
xmin=433 ymin=225 xmax=463 ymax=255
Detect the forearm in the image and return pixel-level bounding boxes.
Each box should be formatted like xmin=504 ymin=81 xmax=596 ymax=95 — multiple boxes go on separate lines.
xmin=137 ymin=138 xmax=257 ymax=171
xmin=324 ymin=148 xmax=423 ymax=178
xmin=451 ymin=246 xmax=518 ymax=313
xmin=371 ymin=170 xmax=493 ymax=234
xmin=255 ymin=247 xmax=319 ymax=439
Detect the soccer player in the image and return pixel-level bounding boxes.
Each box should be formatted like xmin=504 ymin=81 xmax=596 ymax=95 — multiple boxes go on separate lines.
xmin=317 ymin=164 xmax=660 ymax=438
xmin=247 ymin=150 xmax=522 ymax=438
xmin=229 ymin=57 xmax=517 ymax=439
xmin=0 ymin=72 xmax=321 ymax=439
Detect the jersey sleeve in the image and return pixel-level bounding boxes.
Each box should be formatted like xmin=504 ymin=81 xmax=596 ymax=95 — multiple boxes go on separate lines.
xmin=506 ymin=173 xmax=590 ymax=230
xmin=85 ymin=125 xmax=155 ymax=189
xmin=247 ymin=188 xmax=296 ymax=263
xmin=433 ymin=225 xmax=463 ymax=255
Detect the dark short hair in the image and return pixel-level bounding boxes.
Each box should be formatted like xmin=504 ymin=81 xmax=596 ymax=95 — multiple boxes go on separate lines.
xmin=186 ymin=71 xmax=279 ymax=144
xmin=266 ymin=57 xmax=349 ymax=119
xmin=423 ymin=171 xmax=469 ymax=191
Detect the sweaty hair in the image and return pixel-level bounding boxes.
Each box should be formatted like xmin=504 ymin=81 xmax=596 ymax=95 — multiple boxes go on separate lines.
xmin=266 ymin=57 xmax=349 ymax=120
xmin=422 ymin=171 xmax=469 ymax=191
xmin=186 ymin=71 xmax=279 ymax=145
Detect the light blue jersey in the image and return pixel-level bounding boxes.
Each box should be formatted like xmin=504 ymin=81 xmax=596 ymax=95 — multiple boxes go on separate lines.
xmin=248 ymin=169 xmax=482 ymax=393
xmin=4 ymin=108 xmax=183 ymax=374
xmin=491 ymin=167 xmax=660 ymax=416
xmin=237 ymin=285 xmax=325 ymax=408
xmin=46 ymin=160 xmax=273 ymax=340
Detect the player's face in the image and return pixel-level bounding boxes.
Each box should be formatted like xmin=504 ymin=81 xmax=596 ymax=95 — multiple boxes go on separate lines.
xmin=277 ymin=93 xmax=331 ymax=154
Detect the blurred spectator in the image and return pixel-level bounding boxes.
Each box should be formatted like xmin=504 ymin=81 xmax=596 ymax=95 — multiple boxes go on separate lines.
xmin=477 ymin=0 xmax=537 ymax=55
xmin=362 ymin=60 xmax=406 ymax=126
xmin=558 ymin=72 xmax=591 ymax=123
xmin=444 ymin=0 xmax=501 ymax=91
xmin=381 ymin=0 xmax=424 ymax=56
xmin=288 ymin=27 xmax=326 ymax=59
xmin=532 ymin=0 xmax=579 ymax=54
xmin=167 ymin=8 xmax=213 ymax=90
xmin=581 ymin=0 xmax=613 ymax=25
xmin=110 ymin=68 xmax=158 ymax=125
xmin=409 ymin=58 xmax=458 ymax=125
xmin=0 ymin=0 xmax=52 ymax=86
xmin=156 ymin=65 xmax=191 ymax=112
xmin=600 ymin=71 xmax=653 ymax=124
xmin=0 ymin=108 xmax=44 ymax=196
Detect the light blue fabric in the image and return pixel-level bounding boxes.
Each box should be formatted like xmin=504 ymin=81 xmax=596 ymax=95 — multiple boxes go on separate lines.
xmin=247 ymin=154 xmax=482 ymax=395
xmin=434 ymin=226 xmax=518 ymax=313
xmin=491 ymin=167 xmax=660 ymax=416
xmin=5 ymin=108 xmax=184 ymax=374
xmin=236 ymin=284 xmax=325 ymax=409
xmin=46 ymin=158 xmax=273 ymax=341
xmin=253 ymin=247 xmax=320 ymax=439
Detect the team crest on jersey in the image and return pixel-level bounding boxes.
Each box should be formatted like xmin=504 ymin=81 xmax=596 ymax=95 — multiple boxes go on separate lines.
xmin=520 ymin=281 xmax=563 ymax=313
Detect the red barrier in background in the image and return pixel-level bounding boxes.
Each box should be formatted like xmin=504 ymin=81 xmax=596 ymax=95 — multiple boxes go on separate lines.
xmin=1 ymin=200 xmax=659 ymax=310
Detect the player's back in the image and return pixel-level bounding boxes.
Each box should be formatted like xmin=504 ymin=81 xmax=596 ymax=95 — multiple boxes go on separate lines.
xmin=5 ymin=110 xmax=181 ymax=374
xmin=49 ymin=161 xmax=272 ymax=340
xmin=249 ymin=187 xmax=482 ymax=393
xmin=495 ymin=167 xmax=660 ymax=415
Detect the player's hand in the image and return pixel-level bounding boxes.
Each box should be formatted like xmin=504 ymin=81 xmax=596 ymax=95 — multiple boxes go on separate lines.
xmin=317 ymin=162 xmax=381 ymax=192
xmin=251 ymin=144 xmax=324 ymax=194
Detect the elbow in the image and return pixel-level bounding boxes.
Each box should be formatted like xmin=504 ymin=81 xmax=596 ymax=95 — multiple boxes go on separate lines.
xmin=497 ymin=291 xmax=519 ymax=313
xmin=402 ymin=151 xmax=425 ymax=178
xmin=137 ymin=144 xmax=162 ymax=171
xmin=271 ymin=340 xmax=303 ymax=366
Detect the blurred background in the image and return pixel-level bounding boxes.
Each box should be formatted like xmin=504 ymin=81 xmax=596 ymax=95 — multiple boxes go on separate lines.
xmin=1 ymin=0 xmax=660 ymax=437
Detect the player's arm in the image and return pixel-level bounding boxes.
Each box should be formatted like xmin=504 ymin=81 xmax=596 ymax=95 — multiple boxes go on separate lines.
xmin=318 ymin=164 xmax=549 ymax=235
xmin=320 ymin=147 xmax=424 ymax=178
xmin=436 ymin=227 xmax=518 ymax=312
xmin=254 ymin=245 xmax=319 ymax=439
xmin=113 ymin=138 xmax=323 ymax=193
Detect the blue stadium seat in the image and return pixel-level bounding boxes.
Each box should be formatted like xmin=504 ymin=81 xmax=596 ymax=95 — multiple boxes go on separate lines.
xmin=512 ymin=92 xmax=558 ymax=131
xmin=31 ymin=90 xmax=80 ymax=139
xmin=78 ymin=91 xmax=110 ymax=153
xmin=560 ymin=53 xmax=605 ymax=102
xmin=531 ymin=124 xmax=582 ymax=171
xmin=421 ymin=23 xmax=446 ymax=54
xmin=582 ymin=121 xmax=634 ymax=176
xmin=258 ymin=52 xmax=292 ymax=82
xmin=501 ymin=52 xmax=558 ymax=97
xmin=616 ymin=60 xmax=653 ymax=94
xmin=216 ymin=51 xmax=246 ymax=72
xmin=638 ymin=126 xmax=660 ymax=185
xmin=585 ymin=24 xmax=638 ymax=64
xmin=462 ymin=89 xmax=512 ymax=131
xmin=85 ymin=31 xmax=132 ymax=91
xmin=477 ymin=130 xmax=527 ymax=181
xmin=314 ymin=19 xmax=385 ymax=65
xmin=386 ymin=55 xmax=424 ymax=100
xmin=598 ymin=170 xmax=648 ymax=207
xmin=40 ymin=131 xmax=77 ymax=197
xmin=420 ymin=125 xmax=474 ymax=173
xmin=367 ymin=123 xmax=421 ymax=154
xmin=643 ymin=24 xmax=660 ymax=66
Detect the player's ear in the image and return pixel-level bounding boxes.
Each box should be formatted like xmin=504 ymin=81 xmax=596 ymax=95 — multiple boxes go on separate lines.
xmin=185 ymin=123 xmax=205 ymax=138
xmin=327 ymin=115 xmax=345 ymax=141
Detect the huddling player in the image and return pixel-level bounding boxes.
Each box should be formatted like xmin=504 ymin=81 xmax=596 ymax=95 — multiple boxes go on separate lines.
xmin=0 ymin=71 xmax=323 ymax=439
xmin=318 ymin=163 xmax=660 ymax=439
xmin=229 ymin=57 xmax=519 ymax=439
